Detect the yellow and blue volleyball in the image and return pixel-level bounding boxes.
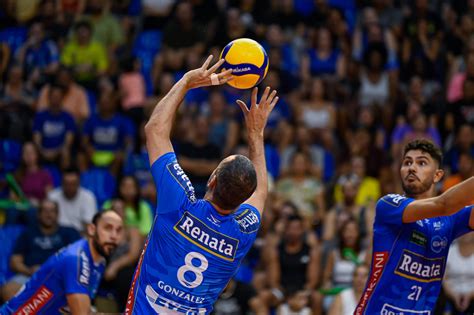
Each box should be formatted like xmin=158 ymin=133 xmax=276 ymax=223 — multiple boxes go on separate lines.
xmin=220 ymin=38 xmax=269 ymax=89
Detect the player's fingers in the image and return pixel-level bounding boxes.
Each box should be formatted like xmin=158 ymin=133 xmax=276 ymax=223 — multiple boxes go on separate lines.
xmin=217 ymin=68 xmax=233 ymax=78
xmin=250 ymin=87 xmax=258 ymax=109
xmin=201 ymin=55 xmax=213 ymax=71
xmin=236 ymin=100 xmax=249 ymax=115
xmin=206 ymin=58 xmax=225 ymax=75
xmin=260 ymin=86 xmax=271 ymax=104
xmin=269 ymin=96 xmax=279 ymax=111
xmin=265 ymin=90 xmax=277 ymax=109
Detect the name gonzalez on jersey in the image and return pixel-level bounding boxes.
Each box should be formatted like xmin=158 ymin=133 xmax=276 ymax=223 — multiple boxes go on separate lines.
xmin=174 ymin=212 xmax=239 ymax=261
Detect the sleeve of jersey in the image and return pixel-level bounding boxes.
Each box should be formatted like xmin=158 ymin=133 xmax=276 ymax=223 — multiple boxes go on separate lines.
xmin=450 ymin=205 xmax=474 ymax=239
xmin=375 ymin=194 xmax=415 ymax=228
xmin=62 ymin=254 xmax=89 ymax=295
xmin=150 ymin=152 xmax=197 ymax=214
xmin=235 ymin=204 xmax=261 ymax=234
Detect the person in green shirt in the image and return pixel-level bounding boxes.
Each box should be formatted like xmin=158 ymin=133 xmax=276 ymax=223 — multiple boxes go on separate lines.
xmin=61 ymin=20 xmax=108 ymax=88
xmin=102 ymin=176 xmax=152 ymax=236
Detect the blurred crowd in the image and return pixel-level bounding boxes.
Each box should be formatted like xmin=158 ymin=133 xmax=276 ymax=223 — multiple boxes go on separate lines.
xmin=0 ymin=0 xmax=473 ymax=314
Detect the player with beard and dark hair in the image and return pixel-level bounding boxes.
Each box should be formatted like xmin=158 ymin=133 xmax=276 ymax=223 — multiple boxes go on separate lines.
xmin=355 ymin=139 xmax=474 ymax=314
xmin=0 ymin=211 xmax=123 ymax=315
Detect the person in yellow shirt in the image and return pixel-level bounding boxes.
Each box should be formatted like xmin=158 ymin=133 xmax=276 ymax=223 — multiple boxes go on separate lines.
xmin=61 ymin=20 xmax=108 ymax=88
xmin=334 ymin=156 xmax=381 ymax=206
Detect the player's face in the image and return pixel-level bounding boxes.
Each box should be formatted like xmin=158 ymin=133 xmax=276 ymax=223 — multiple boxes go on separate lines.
xmin=400 ymin=150 xmax=442 ymax=196
xmin=91 ymin=212 xmax=124 ymax=258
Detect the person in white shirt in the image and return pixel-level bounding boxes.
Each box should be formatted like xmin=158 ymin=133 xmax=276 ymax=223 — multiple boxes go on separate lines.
xmin=443 ymin=233 xmax=474 ymax=314
xmin=48 ymin=168 xmax=97 ymax=233
xmin=328 ymin=264 xmax=369 ymax=315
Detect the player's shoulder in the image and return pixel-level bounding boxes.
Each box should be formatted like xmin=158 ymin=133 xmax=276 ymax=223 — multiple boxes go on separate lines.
xmin=377 ymin=194 xmax=412 ymax=209
xmin=234 ymin=204 xmax=261 ymax=234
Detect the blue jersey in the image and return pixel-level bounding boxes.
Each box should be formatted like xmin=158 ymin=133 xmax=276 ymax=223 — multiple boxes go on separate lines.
xmin=126 ymin=152 xmax=261 ymax=315
xmin=356 ymin=194 xmax=474 ymax=315
xmin=0 ymin=239 xmax=105 ymax=315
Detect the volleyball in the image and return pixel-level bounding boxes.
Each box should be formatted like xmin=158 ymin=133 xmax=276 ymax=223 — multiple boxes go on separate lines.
xmin=220 ymin=38 xmax=269 ymax=89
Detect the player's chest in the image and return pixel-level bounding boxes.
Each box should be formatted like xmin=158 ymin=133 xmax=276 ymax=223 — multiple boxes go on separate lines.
xmin=403 ymin=218 xmax=451 ymax=255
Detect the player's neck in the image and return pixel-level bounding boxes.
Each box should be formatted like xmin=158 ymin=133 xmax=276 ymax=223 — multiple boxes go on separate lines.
xmin=405 ymin=186 xmax=436 ymax=200
xmin=204 ymin=195 xmax=233 ymax=215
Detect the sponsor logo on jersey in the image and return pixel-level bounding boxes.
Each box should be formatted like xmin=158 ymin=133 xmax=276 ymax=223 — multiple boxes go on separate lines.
xmin=431 ymin=236 xmax=448 ymax=253
xmin=382 ymin=194 xmax=407 ymax=207
xmin=410 ymin=230 xmax=427 ymax=248
xmin=79 ymin=250 xmax=90 ymax=285
xmin=395 ymin=250 xmax=444 ymax=282
xmin=174 ymin=212 xmax=239 ymax=261
xmin=207 ymin=214 xmax=221 ymax=227
xmin=14 ymin=286 xmax=53 ymax=315
xmin=433 ymin=221 xmax=443 ymax=231
xmin=381 ymin=303 xmax=431 ymax=315
xmin=235 ymin=209 xmax=260 ymax=233
xmin=145 ymin=285 xmax=207 ymax=314
xmin=355 ymin=251 xmax=389 ymax=315
xmin=167 ymin=161 xmax=197 ymax=203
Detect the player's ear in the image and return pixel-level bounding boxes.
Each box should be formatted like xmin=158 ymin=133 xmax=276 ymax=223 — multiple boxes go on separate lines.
xmin=207 ymin=174 xmax=217 ymax=189
xmin=87 ymin=222 xmax=97 ymax=237
xmin=433 ymin=168 xmax=444 ymax=183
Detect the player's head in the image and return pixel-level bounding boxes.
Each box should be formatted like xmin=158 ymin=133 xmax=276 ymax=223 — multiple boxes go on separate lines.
xmin=88 ymin=211 xmax=123 ymax=258
xmin=207 ymin=155 xmax=257 ymax=212
xmin=401 ymin=139 xmax=444 ymax=197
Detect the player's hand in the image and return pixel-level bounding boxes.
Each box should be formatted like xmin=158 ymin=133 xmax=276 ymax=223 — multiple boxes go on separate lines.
xmin=236 ymin=86 xmax=279 ymax=135
xmin=182 ymin=55 xmax=233 ymax=90
xmin=104 ymin=265 xmax=118 ymax=281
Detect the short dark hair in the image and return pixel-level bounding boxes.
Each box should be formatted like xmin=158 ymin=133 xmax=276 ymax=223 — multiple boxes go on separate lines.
xmin=213 ymin=155 xmax=257 ymax=210
xmin=92 ymin=211 xmax=105 ymax=225
xmin=403 ymin=139 xmax=443 ymax=167
xmin=39 ymin=199 xmax=59 ymax=213
xmin=287 ymin=214 xmax=303 ymax=224
xmin=74 ymin=20 xmax=92 ymax=32
xmin=63 ymin=167 xmax=80 ymax=177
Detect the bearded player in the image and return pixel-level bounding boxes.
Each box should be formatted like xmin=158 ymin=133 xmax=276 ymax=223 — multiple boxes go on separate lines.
xmin=356 ymin=139 xmax=474 ymax=314
xmin=125 ymin=56 xmax=279 ymax=314
xmin=0 ymin=211 xmax=124 ymax=315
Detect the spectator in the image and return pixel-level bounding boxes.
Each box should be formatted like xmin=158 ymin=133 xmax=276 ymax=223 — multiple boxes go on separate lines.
xmin=297 ymin=77 xmax=336 ymax=135
xmin=212 ymin=279 xmax=256 ymax=315
xmin=251 ymin=215 xmax=321 ymax=315
xmin=447 ymin=52 xmax=474 ymax=103
xmin=442 ymin=153 xmax=473 ymax=193
xmin=1 ymin=199 xmax=80 ymax=301
xmin=302 ymin=27 xmax=346 ymax=81
xmin=323 ymin=177 xmax=370 ymax=242
xmin=207 ymin=90 xmax=239 ymax=157
xmin=48 ymin=168 xmax=97 ymax=233
xmin=444 ymin=124 xmax=474 ymax=174
xmin=327 ymin=264 xmax=370 ymax=315
xmin=276 ymin=151 xmax=325 ymax=227
xmin=15 ymin=21 xmax=59 ymax=88
xmin=334 ymin=156 xmax=381 ymax=207
xmin=0 ymin=42 xmax=10 ymax=85
xmin=322 ymin=219 xmax=366 ymax=293
xmin=442 ymin=233 xmax=474 ymax=314
xmin=13 ymin=142 xmax=53 ymax=206
xmin=82 ymin=89 xmax=135 ymax=175
xmin=178 ymin=115 xmax=221 ymax=198
xmin=118 ymin=56 xmax=146 ymax=128
xmin=37 ymin=66 xmax=90 ymax=124
xmin=448 ymin=77 xmax=474 ymax=127
xmin=0 ymin=64 xmax=35 ymax=108
xmin=102 ymin=176 xmax=153 ymax=237
xmin=33 ymin=83 xmax=75 ymax=169
xmin=84 ymin=0 xmax=124 ymax=53
xmin=61 ymin=20 xmax=108 ymax=88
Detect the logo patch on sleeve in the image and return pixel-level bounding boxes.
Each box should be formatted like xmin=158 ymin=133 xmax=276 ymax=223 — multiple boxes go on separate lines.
xmin=382 ymin=194 xmax=407 ymax=207
xmin=235 ymin=209 xmax=260 ymax=233
xmin=174 ymin=212 xmax=239 ymax=261
xmin=166 ymin=162 xmax=197 ymax=203
xmin=394 ymin=250 xmax=444 ymax=282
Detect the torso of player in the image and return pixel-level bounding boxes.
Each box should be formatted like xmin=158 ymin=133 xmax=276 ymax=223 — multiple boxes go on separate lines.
xmin=135 ymin=200 xmax=260 ymax=314
xmin=358 ymin=196 xmax=455 ymax=315
xmin=1 ymin=239 xmax=104 ymax=315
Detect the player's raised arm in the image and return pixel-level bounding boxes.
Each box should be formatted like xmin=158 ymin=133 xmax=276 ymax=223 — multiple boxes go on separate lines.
xmin=144 ymin=55 xmax=233 ymax=165
xmin=236 ymin=86 xmax=279 ymax=214
xmin=403 ymin=176 xmax=474 ymax=226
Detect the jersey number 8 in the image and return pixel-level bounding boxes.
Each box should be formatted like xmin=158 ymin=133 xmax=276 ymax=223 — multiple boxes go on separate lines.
xmin=177 ymin=252 xmax=209 ymax=288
